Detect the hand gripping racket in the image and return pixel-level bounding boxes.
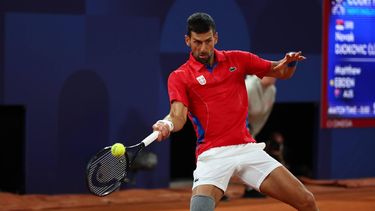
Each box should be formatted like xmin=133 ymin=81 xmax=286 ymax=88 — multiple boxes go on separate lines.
xmin=86 ymin=131 xmax=159 ymax=196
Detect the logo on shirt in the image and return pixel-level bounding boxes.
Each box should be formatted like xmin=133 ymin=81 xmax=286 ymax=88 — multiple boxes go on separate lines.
xmin=196 ymin=75 xmax=206 ymax=85
xmin=229 ymin=66 xmax=237 ymax=72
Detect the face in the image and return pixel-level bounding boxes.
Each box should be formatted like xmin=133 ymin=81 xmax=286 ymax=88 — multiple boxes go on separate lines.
xmin=185 ymin=30 xmax=218 ymax=65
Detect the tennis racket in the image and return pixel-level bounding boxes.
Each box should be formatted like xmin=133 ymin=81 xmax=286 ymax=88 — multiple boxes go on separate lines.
xmin=86 ymin=131 xmax=159 ymax=196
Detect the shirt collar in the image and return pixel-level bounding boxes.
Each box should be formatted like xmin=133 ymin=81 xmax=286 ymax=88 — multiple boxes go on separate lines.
xmin=188 ymin=49 xmax=226 ymax=72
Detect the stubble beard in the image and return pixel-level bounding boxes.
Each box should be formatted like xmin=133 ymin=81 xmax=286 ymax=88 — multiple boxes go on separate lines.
xmin=195 ymin=52 xmax=213 ymax=65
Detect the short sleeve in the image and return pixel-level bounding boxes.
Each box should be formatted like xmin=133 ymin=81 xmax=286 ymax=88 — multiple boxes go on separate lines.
xmin=167 ymin=71 xmax=189 ymax=107
xmin=244 ymin=52 xmax=272 ymax=78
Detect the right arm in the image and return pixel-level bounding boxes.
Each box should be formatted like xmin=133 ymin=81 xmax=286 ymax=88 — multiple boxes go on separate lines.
xmin=152 ymin=101 xmax=188 ymax=141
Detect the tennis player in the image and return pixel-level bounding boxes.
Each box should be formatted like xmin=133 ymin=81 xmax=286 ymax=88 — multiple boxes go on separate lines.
xmin=153 ymin=12 xmax=318 ymax=211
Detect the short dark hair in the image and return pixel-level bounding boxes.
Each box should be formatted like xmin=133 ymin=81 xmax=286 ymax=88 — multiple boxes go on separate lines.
xmin=186 ymin=12 xmax=216 ymax=36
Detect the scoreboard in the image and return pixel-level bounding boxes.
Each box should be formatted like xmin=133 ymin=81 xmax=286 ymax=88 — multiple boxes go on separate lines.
xmin=322 ymin=0 xmax=375 ymax=128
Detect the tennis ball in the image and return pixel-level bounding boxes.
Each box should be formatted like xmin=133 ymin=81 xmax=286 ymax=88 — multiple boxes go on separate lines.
xmin=111 ymin=143 xmax=126 ymax=157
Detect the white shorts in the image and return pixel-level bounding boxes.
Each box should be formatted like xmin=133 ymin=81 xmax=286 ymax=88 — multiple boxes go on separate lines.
xmin=192 ymin=142 xmax=282 ymax=192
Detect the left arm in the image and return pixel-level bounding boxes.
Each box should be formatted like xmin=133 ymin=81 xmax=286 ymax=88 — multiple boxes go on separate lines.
xmin=265 ymin=51 xmax=306 ymax=79
xmin=260 ymin=76 xmax=276 ymax=88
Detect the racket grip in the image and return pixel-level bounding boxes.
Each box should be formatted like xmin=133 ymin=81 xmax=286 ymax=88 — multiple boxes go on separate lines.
xmin=142 ymin=131 xmax=159 ymax=147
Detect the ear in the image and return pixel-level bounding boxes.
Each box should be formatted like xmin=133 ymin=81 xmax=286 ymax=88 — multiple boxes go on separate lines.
xmin=214 ymin=32 xmax=218 ymax=45
xmin=185 ymin=35 xmax=191 ymax=47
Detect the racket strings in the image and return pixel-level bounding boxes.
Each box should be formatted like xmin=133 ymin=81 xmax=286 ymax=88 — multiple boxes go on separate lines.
xmin=87 ymin=149 xmax=128 ymax=196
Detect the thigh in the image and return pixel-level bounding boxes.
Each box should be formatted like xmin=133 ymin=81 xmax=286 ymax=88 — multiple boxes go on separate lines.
xmin=236 ymin=149 xmax=281 ymax=190
xmin=260 ymin=166 xmax=311 ymax=205
xmin=192 ymin=149 xmax=236 ymax=192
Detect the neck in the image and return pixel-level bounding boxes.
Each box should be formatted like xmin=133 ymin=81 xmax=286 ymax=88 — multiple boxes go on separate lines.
xmin=208 ymin=54 xmax=215 ymax=67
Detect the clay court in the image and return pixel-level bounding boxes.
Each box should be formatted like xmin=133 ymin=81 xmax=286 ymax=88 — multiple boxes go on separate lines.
xmin=1 ymin=177 xmax=374 ymax=211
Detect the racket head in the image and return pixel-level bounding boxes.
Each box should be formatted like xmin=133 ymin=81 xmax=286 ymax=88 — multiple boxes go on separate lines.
xmin=86 ymin=146 xmax=129 ymax=196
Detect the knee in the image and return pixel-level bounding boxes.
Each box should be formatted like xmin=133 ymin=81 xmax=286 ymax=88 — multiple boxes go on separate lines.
xmin=190 ymin=195 xmax=215 ymax=211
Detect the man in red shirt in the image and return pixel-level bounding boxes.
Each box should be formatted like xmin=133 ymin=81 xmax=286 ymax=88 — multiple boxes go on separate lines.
xmin=153 ymin=12 xmax=318 ymax=211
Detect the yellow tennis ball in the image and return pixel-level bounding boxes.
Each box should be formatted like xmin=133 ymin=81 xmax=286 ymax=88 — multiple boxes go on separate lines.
xmin=111 ymin=143 xmax=126 ymax=157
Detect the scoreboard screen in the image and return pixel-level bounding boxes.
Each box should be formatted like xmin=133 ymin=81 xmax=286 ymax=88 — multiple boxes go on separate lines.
xmin=322 ymin=0 xmax=375 ymax=128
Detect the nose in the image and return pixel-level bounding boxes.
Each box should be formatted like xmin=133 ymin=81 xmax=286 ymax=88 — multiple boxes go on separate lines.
xmin=199 ymin=42 xmax=209 ymax=54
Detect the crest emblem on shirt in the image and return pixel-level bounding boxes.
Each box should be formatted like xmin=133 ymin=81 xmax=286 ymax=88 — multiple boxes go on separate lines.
xmin=229 ymin=66 xmax=237 ymax=72
xmin=196 ymin=75 xmax=206 ymax=85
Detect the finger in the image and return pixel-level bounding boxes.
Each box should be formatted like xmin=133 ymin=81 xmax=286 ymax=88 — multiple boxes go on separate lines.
xmin=293 ymin=51 xmax=306 ymax=60
xmin=157 ymin=133 xmax=163 ymax=141
xmin=295 ymin=52 xmax=303 ymax=59
xmin=289 ymin=52 xmax=306 ymax=61
xmin=286 ymin=52 xmax=298 ymax=63
xmin=298 ymin=55 xmax=306 ymax=60
xmin=156 ymin=129 xmax=163 ymax=141
xmin=157 ymin=123 xmax=171 ymax=140
xmin=288 ymin=51 xmax=301 ymax=58
xmin=164 ymin=131 xmax=170 ymax=139
xmin=286 ymin=53 xmax=292 ymax=59
xmin=153 ymin=124 xmax=164 ymax=141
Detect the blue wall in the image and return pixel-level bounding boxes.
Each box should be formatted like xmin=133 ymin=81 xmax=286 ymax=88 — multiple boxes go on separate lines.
xmin=1 ymin=0 xmax=374 ymax=194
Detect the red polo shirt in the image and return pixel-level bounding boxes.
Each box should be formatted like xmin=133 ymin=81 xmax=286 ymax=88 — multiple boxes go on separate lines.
xmin=168 ymin=49 xmax=271 ymax=157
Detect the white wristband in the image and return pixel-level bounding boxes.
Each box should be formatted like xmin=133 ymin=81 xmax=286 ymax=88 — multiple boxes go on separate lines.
xmin=157 ymin=119 xmax=174 ymax=132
